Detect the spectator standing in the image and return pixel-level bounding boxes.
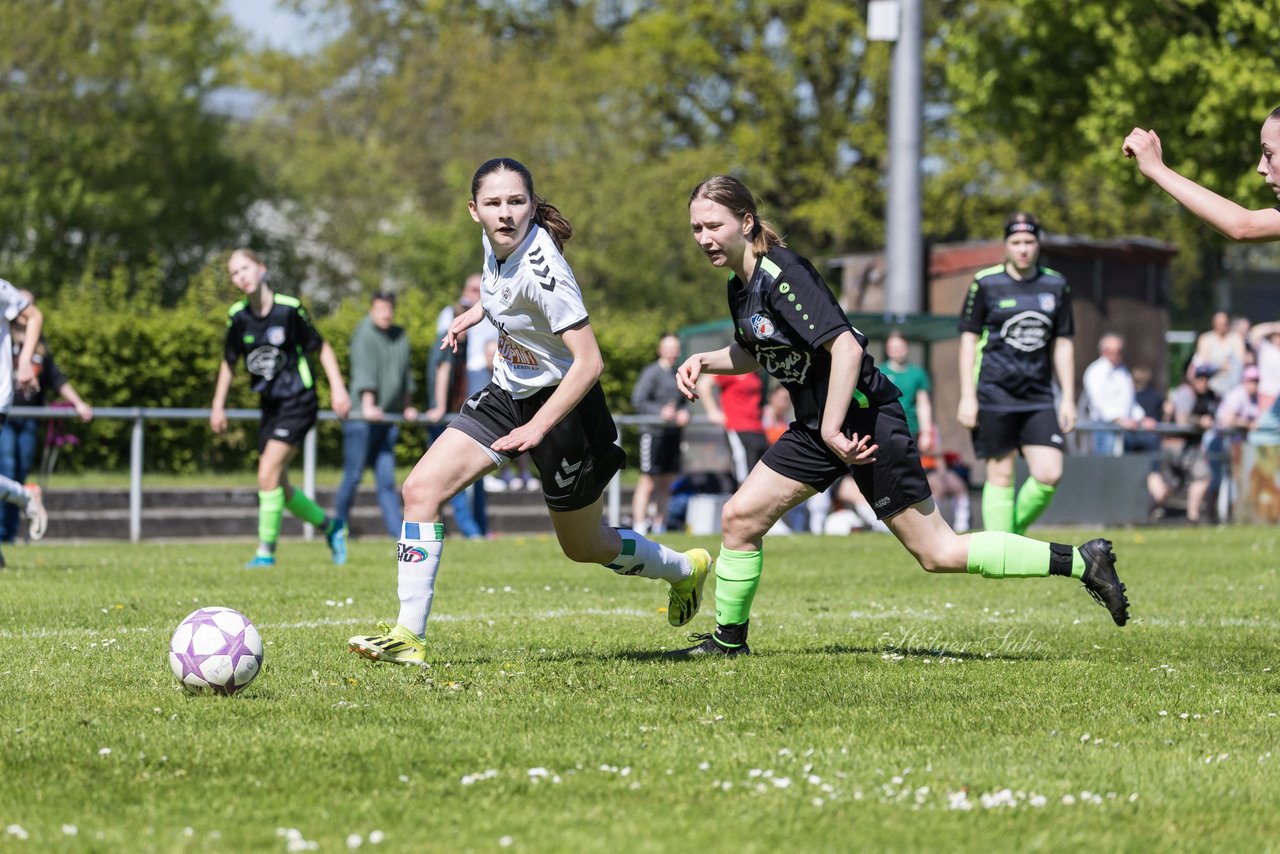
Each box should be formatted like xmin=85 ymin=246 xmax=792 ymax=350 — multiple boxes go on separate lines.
xmin=0 ymin=306 xmax=92 ymax=543
xmin=332 ymin=292 xmax=417 ymax=539
xmin=1124 ymin=366 xmax=1163 ymax=454
xmin=880 ymin=331 xmax=933 ymax=451
xmin=631 ymin=333 xmax=689 ymax=534
xmin=881 ymin=330 xmax=969 ymax=531
xmin=1248 ymin=321 xmax=1280 ymax=442
xmin=1216 ymin=364 xmax=1262 ymax=519
xmin=1194 ymin=311 xmax=1247 ymax=398
xmin=1149 ymin=365 xmax=1218 ymax=524
xmin=0 ymin=278 xmax=49 ymax=559
xmin=1217 ymin=364 xmax=1261 ymax=433
xmin=1082 ymin=333 xmax=1141 ymax=457
xmin=695 ymin=370 xmax=768 ymax=488
xmin=425 ymin=274 xmax=492 ymax=539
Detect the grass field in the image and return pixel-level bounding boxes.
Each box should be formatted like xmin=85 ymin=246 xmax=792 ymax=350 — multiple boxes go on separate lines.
xmin=3 ymin=527 xmax=1279 ymax=851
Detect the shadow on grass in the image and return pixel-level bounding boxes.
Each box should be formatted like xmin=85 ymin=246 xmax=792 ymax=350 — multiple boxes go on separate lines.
xmin=608 ymin=643 xmax=1051 ymax=664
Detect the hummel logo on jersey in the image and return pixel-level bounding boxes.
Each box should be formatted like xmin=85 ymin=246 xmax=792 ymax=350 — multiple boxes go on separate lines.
xmin=554 ymin=458 xmax=582 ymax=489
xmin=273 ymin=427 xmax=289 ymax=437
xmin=1051 ymin=434 xmax=1063 ymax=444
xmin=529 ymin=248 xmax=556 ymax=291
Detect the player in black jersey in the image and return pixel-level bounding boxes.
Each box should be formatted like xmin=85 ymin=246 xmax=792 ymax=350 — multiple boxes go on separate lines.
xmin=210 ymin=248 xmax=351 ymax=568
xmin=957 ymin=213 xmax=1074 ymax=536
xmin=671 ymin=177 xmax=1128 ymax=656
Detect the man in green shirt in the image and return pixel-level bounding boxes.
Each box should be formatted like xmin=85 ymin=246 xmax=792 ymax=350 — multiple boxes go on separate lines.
xmin=333 ymin=292 xmax=418 ymax=537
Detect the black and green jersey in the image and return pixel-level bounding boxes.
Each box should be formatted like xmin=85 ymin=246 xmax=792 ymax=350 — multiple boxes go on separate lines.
xmin=728 ymin=247 xmax=900 ymax=430
xmin=958 ymin=264 xmax=1073 ymax=412
xmin=224 ymin=295 xmax=324 ymax=404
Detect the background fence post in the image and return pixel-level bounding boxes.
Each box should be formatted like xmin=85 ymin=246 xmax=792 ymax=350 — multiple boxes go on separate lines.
xmin=129 ymin=411 xmax=144 ymax=543
xmin=303 ymin=426 xmax=317 ymax=541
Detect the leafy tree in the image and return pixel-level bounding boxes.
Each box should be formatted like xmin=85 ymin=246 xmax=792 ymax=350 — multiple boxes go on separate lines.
xmin=0 ymin=0 xmax=258 ymax=299
xmin=937 ymin=0 xmax=1280 ymax=322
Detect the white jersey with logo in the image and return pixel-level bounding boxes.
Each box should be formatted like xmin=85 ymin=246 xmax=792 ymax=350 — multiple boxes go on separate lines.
xmin=479 ymin=224 xmax=589 ymax=399
xmin=0 ymin=279 xmax=30 ymax=412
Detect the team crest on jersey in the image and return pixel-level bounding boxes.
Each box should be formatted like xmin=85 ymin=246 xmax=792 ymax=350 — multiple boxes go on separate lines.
xmin=750 ymin=313 xmax=775 ymax=337
xmin=1038 ymin=293 xmax=1056 ymax=313
xmin=266 ymin=326 xmax=286 ymax=346
xmin=501 ymin=286 xmax=513 ymax=304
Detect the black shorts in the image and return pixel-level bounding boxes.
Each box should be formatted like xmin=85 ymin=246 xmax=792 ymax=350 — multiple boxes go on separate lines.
xmin=972 ymin=407 xmax=1063 ymax=460
xmin=761 ymin=401 xmax=931 ymax=520
xmin=449 ymin=381 xmax=627 ymax=512
xmin=638 ymin=428 xmax=683 ymax=475
xmin=258 ymin=394 xmax=319 ymax=453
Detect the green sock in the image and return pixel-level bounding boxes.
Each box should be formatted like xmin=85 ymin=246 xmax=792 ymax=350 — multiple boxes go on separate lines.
xmin=982 ymin=483 xmax=1015 ymax=533
xmin=1013 ymin=477 xmax=1056 ymax=535
xmin=258 ymin=487 xmax=285 ymax=551
xmin=284 ymin=488 xmax=327 ymax=527
xmin=966 ymin=531 xmax=1054 ymax=578
xmin=1070 ymin=548 xmax=1086 ymax=580
xmin=714 ymin=546 xmax=763 ymax=640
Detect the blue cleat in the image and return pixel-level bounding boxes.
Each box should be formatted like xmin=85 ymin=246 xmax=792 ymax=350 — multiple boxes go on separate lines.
xmin=244 ymin=554 xmax=276 ymax=569
xmin=326 ymin=520 xmax=348 ymax=566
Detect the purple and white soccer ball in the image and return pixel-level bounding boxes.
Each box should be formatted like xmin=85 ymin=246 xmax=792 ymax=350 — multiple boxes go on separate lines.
xmin=168 ymin=607 xmax=264 ymax=695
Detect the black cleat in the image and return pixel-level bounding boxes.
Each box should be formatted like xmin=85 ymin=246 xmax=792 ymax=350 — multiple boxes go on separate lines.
xmin=665 ymin=632 xmax=751 ymax=659
xmin=1078 ymin=538 xmax=1129 ymax=626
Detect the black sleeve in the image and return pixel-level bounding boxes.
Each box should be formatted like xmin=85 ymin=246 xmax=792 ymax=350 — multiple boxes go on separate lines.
xmin=41 ymin=348 xmax=69 ymax=393
xmin=767 ymin=261 xmax=850 ymax=350
xmin=223 ymin=314 xmax=242 ymax=366
xmin=958 ymin=278 xmax=985 ymax=334
xmin=1054 ymin=282 xmax=1075 ymax=338
xmin=292 ymin=304 xmax=324 ymax=354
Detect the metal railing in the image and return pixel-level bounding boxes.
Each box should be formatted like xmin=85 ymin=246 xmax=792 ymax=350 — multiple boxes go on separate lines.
xmin=8 ymin=406 xmax=1253 ymax=541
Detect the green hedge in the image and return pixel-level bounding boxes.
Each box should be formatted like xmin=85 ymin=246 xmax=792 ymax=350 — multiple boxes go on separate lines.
xmin=38 ymin=269 xmax=672 ymax=474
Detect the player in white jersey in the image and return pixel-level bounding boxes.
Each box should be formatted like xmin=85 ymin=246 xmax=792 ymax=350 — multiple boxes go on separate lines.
xmin=348 ymin=158 xmax=711 ymax=665
xmin=0 ymin=279 xmax=50 ymax=558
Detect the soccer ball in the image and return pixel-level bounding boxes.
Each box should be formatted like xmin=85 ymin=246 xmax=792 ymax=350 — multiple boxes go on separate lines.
xmin=168 ymin=607 xmax=264 ymax=695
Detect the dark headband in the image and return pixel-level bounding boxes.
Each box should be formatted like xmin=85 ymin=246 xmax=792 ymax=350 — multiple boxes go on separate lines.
xmin=1005 ymin=221 xmax=1040 ymax=239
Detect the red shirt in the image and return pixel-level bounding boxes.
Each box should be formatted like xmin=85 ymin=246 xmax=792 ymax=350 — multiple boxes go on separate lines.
xmin=715 ymin=373 xmax=764 ymax=433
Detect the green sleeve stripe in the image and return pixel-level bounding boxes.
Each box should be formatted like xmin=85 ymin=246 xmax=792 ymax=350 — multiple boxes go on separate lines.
xmin=296 ymin=349 xmax=314 ymax=390
xmin=975 ymin=264 xmax=1004 ymax=279
xmin=226 ymin=299 xmax=247 ymax=318
xmin=1040 ymin=266 xmax=1062 ymax=278
xmin=275 ymin=295 xmax=302 ymax=308
xmin=759 ymin=257 xmax=783 ymax=279
xmin=974 ymin=328 xmax=989 ymax=385
xmin=852 ymin=388 xmax=869 ymax=409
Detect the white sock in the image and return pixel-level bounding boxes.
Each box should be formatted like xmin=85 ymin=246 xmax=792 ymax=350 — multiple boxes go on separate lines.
xmin=395 ymin=521 xmax=445 ymax=636
xmin=953 ymin=493 xmax=971 ymax=532
xmin=606 ymin=529 xmax=689 ymax=583
xmin=0 ymin=475 xmax=28 ymax=506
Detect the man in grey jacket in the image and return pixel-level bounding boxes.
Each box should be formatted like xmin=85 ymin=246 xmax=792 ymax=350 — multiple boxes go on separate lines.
xmin=630 ymin=334 xmax=688 ymax=534
xmin=334 ymin=292 xmax=417 ymax=538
